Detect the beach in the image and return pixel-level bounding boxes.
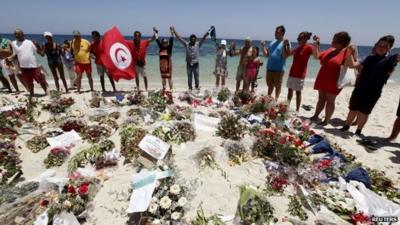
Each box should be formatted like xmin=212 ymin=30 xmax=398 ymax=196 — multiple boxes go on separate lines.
xmin=1 ymin=76 xmax=399 ymax=224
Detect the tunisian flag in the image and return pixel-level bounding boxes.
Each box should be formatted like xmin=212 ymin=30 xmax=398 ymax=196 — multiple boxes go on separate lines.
xmin=100 ymin=26 xmax=136 ymax=81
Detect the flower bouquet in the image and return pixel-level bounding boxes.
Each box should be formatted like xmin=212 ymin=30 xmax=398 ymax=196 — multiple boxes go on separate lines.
xmin=312 ymin=182 xmax=356 ymax=221
xmin=82 ymin=125 xmax=112 ymax=143
xmin=167 ymin=105 xmax=193 ymax=121
xmin=224 ymin=141 xmax=249 ymax=166
xmin=192 ymin=206 xmax=227 ymax=225
xmin=288 ymin=195 xmax=308 ymax=221
xmin=38 ymin=176 xmax=99 ymax=222
xmin=43 ymin=147 xmax=71 ymax=168
xmin=68 ymin=140 xmax=115 ymax=172
xmin=367 ymin=168 xmax=400 ymax=203
xmin=275 ymin=133 xmax=307 ymax=166
xmin=0 ymin=181 xmax=38 ymax=205
xmin=120 ymin=123 xmax=147 ymax=163
xmin=216 ymin=114 xmax=246 ymax=140
xmin=288 ymin=117 xmax=314 ymax=141
xmin=26 ymin=134 xmax=49 ymax=153
xmin=195 ymin=147 xmax=229 ymax=181
xmin=60 ymin=119 xmax=86 ymax=133
xmin=0 ymin=106 xmax=27 ymax=128
xmin=265 ymin=102 xmax=288 ymax=122
xmin=139 ymin=172 xmax=189 ymax=224
xmin=237 ymin=185 xmax=275 ymax=225
xmin=0 ymin=141 xmax=22 ymax=185
xmin=243 ymin=95 xmax=274 ymax=114
xmin=146 ymin=90 xmax=173 ymax=112
xmin=127 ymin=92 xmax=146 ymax=105
xmin=265 ymin=174 xmax=289 ymax=194
xmin=42 ymin=97 xmax=74 ymax=114
xmin=217 ymin=87 xmax=231 ymax=102
xmin=232 ymin=91 xmax=254 ymax=106
xmin=252 ymin=128 xmax=278 ymax=158
xmin=126 ymin=107 xmax=144 ymax=123
xmin=152 ymin=121 xmax=195 ymax=144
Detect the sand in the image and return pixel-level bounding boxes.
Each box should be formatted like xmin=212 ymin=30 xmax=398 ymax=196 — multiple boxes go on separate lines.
xmin=2 ymin=78 xmax=399 ymax=225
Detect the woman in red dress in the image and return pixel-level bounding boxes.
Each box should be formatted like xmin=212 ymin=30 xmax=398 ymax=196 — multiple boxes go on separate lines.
xmin=311 ymin=32 xmax=357 ymax=125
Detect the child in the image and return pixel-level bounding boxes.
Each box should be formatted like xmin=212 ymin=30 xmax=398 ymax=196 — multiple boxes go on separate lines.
xmin=155 ymin=27 xmax=174 ymax=90
xmin=213 ymin=39 xmax=228 ymax=89
xmin=245 ymin=47 xmax=263 ymax=92
xmin=61 ymin=40 xmax=76 ymax=88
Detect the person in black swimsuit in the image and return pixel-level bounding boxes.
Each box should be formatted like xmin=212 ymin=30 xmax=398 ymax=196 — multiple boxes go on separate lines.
xmin=340 ymin=35 xmax=400 ymax=135
xmin=38 ymin=32 xmax=68 ymax=92
xmin=155 ymin=27 xmax=174 ymax=90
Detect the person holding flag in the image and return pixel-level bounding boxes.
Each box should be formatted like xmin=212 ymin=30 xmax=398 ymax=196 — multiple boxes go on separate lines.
xmin=90 ymin=30 xmax=117 ymax=92
xmin=129 ymin=29 xmax=157 ymax=92
xmin=99 ymin=26 xmax=137 ymax=82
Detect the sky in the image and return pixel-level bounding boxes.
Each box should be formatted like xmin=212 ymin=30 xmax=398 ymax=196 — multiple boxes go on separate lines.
xmin=1 ymin=0 xmax=399 ymax=46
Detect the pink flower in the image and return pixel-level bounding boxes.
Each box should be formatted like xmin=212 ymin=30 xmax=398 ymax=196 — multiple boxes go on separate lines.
xmin=69 ymin=172 xmax=82 ymax=180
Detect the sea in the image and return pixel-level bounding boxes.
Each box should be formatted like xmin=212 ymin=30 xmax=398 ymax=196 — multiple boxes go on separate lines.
xmin=2 ymin=33 xmax=399 ymax=88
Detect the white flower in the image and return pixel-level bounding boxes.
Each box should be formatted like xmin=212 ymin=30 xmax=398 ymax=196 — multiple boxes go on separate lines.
xmin=171 ymin=212 xmax=181 ymax=220
xmin=63 ymin=200 xmax=72 ymax=209
xmin=170 ymin=184 xmax=181 ymax=195
xmin=160 ymin=196 xmax=172 ymax=209
xmin=148 ymin=202 xmax=159 ymax=214
xmin=151 ymin=197 xmax=158 ymax=203
xmin=152 ymin=219 xmax=161 ymax=225
xmin=178 ymin=197 xmax=187 ymax=207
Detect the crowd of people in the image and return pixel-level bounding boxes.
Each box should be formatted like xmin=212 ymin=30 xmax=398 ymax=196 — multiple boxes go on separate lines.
xmin=0 ymin=26 xmax=399 ymax=141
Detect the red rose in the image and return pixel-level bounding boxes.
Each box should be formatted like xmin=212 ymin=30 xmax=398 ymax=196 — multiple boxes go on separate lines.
xmin=278 ymin=137 xmax=287 ymax=145
xmin=78 ymin=183 xmax=90 ymax=195
xmin=351 ymin=212 xmax=371 ymax=225
xmin=67 ymin=185 xmax=76 ymax=194
xmin=317 ymin=159 xmax=333 ymax=170
xmin=293 ymin=139 xmax=303 ymax=147
xmin=40 ymin=199 xmax=49 ymax=207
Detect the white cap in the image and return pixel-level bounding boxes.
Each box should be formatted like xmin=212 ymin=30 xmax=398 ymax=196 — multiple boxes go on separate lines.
xmin=221 ymin=40 xmax=227 ymax=46
xmin=43 ymin=31 xmax=53 ymax=37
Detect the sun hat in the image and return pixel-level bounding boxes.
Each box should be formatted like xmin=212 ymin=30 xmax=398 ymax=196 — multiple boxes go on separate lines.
xmin=72 ymin=30 xmax=81 ymax=36
xmin=43 ymin=31 xmax=53 ymax=37
xmin=220 ymin=40 xmax=227 ymax=45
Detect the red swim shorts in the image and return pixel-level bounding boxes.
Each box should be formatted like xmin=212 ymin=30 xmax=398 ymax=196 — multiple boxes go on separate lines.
xmin=75 ymin=63 xmax=92 ymax=75
xmin=20 ymin=68 xmax=46 ymax=84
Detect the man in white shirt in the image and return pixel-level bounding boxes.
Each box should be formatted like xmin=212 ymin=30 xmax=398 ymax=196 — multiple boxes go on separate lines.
xmin=8 ymin=29 xmax=47 ymax=100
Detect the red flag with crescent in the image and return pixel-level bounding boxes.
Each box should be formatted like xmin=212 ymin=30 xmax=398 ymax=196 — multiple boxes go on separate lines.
xmin=100 ymin=26 xmax=136 ymax=81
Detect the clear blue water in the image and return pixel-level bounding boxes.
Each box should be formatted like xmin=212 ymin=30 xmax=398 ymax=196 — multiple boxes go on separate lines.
xmin=2 ymin=33 xmax=399 ymax=85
